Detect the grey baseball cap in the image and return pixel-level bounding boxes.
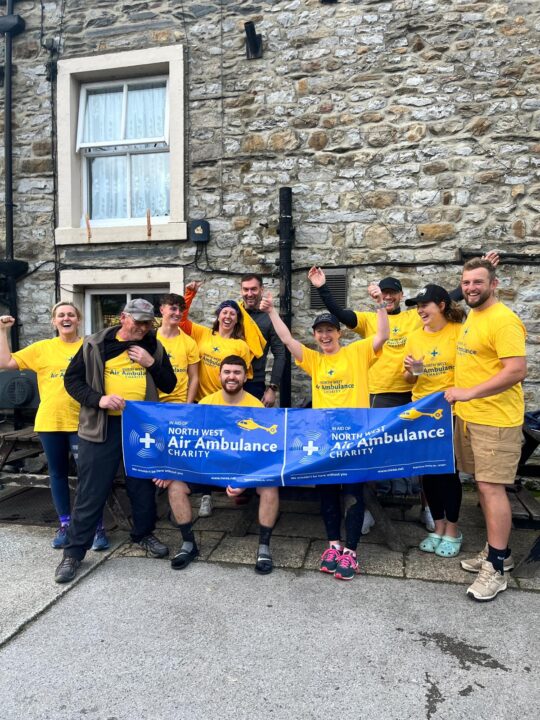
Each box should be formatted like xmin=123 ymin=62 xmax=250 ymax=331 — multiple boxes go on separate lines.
xmin=123 ymin=298 xmax=155 ymax=321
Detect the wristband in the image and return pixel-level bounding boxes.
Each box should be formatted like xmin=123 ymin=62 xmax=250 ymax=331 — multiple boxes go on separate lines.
xmin=267 ymin=384 xmax=278 ymax=391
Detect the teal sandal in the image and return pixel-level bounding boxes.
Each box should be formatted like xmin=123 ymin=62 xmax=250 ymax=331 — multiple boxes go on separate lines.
xmin=435 ymin=533 xmax=463 ymax=558
xmin=419 ymin=533 xmax=443 ymax=553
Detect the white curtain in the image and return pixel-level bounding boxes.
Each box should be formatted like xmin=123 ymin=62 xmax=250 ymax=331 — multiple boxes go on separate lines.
xmin=84 ymin=82 xmax=168 ymax=220
xmin=90 ymin=156 xmax=128 ymax=219
xmin=126 ymin=84 xmax=166 ymax=140
xmin=131 ymin=152 xmax=170 ymax=218
xmin=83 ymin=88 xmax=123 ymax=143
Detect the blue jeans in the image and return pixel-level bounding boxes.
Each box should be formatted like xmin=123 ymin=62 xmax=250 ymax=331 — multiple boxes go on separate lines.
xmin=38 ymin=431 xmax=79 ymax=518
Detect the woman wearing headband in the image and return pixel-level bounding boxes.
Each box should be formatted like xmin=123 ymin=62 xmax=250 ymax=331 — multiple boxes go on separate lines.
xmin=179 ymin=283 xmax=253 ymax=402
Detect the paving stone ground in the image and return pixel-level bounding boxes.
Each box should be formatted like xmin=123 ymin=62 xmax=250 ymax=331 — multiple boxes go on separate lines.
xmin=107 ymin=487 xmax=539 ymax=591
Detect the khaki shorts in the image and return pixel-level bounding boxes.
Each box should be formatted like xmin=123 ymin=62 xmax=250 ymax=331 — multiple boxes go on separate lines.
xmin=454 ymin=417 xmax=522 ymax=485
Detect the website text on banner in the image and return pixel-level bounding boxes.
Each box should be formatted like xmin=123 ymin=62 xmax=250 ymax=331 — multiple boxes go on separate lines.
xmin=122 ymin=392 xmax=454 ymax=488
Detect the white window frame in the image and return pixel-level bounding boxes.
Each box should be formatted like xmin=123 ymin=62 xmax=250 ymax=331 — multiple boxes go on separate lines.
xmin=59 ymin=267 xmax=184 ymax=333
xmin=76 ymin=76 xmax=170 ymax=150
xmin=55 ymin=46 xmax=186 ymax=245
xmin=84 ymin=287 xmax=166 ymax=335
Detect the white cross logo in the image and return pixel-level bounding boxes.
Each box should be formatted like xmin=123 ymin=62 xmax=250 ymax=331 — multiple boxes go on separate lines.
xmin=139 ymin=432 xmax=156 ymax=450
xmin=303 ymin=440 xmax=319 ymax=456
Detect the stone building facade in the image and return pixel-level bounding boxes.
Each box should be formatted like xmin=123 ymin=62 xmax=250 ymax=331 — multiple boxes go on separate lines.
xmin=0 ymin=0 xmax=538 ymax=406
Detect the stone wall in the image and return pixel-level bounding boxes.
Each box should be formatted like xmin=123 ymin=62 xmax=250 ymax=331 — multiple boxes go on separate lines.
xmin=0 ymin=0 xmax=538 ymax=405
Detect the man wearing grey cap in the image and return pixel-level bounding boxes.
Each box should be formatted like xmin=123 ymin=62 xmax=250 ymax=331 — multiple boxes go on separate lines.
xmin=54 ymin=298 xmax=177 ymax=584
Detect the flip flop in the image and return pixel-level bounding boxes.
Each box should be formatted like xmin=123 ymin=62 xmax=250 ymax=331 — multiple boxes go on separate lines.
xmin=419 ymin=533 xmax=443 ymax=553
xmin=435 ymin=533 xmax=463 ymax=558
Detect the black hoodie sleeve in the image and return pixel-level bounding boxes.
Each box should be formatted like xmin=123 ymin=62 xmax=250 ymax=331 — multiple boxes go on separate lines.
xmin=64 ymin=346 xmax=103 ymax=408
xmin=316 ymin=283 xmax=358 ymax=329
xmin=148 ymin=344 xmax=177 ymax=394
xmin=449 ymin=284 xmax=464 ymax=303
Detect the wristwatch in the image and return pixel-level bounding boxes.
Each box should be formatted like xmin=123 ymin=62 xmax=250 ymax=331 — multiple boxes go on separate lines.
xmin=267 ymin=383 xmax=278 ymax=391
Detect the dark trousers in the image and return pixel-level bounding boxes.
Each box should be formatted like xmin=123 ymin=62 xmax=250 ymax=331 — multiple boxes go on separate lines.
xmin=319 ymin=483 xmax=365 ymax=552
xmin=369 ymin=391 xmax=412 ymax=409
xmin=64 ymin=416 xmax=157 ymax=561
xmin=422 ymin=472 xmax=462 ymax=524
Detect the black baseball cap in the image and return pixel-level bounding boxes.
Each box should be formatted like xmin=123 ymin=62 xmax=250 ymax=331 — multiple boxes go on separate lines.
xmin=405 ymin=284 xmax=452 ymax=307
xmin=312 ymin=313 xmax=341 ymax=330
xmin=379 ymin=277 xmax=402 ymax=292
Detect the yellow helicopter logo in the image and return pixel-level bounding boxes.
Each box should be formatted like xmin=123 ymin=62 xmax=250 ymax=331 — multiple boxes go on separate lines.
xmin=237 ymin=418 xmax=278 ymax=435
xmin=399 ymin=408 xmax=444 ymax=421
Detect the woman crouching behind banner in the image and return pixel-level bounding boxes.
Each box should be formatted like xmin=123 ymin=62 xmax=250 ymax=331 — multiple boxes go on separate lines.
xmin=402 ymin=284 xmax=465 ymax=558
xmin=260 ymin=288 xmax=389 ymax=581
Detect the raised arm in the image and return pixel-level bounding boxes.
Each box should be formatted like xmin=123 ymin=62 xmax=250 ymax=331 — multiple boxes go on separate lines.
xmin=308 ymin=267 xmax=357 ymax=328
xmin=259 ymin=292 xmax=304 ymax=363
xmin=0 ymin=316 xmax=20 ymax=370
xmin=179 ymin=281 xmax=203 ymax=334
xmin=367 ymin=283 xmax=390 ymax=352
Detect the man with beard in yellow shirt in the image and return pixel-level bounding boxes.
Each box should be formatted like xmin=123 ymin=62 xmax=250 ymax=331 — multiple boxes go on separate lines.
xmin=158 ymin=356 xmax=279 ymax=575
xmin=445 ymin=258 xmax=527 ymax=602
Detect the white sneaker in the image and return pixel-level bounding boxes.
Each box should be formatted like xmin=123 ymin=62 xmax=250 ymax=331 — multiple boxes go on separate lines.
xmin=361 ymin=509 xmax=375 ymax=535
xmin=467 ymin=560 xmax=507 ymax=602
xmin=420 ymin=507 xmax=435 ymax=532
xmin=198 ymin=494 xmax=213 ymax=517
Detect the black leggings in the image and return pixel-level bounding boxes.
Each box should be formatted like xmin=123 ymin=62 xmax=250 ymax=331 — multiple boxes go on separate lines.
xmin=421 ymin=472 xmax=462 ymax=524
xmin=319 ymin=483 xmax=365 ymax=552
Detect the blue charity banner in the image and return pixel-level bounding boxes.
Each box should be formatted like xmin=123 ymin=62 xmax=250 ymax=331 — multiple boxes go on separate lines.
xmin=122 ymin=392 xmax=455 ymax=488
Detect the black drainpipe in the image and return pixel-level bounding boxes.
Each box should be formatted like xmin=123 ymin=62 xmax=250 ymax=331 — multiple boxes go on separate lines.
xmin=277 ymin=187 xmax=294 ymax=408
xmin=0 ymin=1 xmax=27 ymax=352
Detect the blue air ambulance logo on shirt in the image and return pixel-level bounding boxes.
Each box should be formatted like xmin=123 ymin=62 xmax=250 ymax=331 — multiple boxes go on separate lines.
xmin=122 ymin=393 xmax=455 ymax=488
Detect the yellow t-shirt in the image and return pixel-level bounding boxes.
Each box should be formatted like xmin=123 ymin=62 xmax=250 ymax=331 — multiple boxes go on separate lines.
xmin=104 ymin=339 xmax=148 ymax=416
xmin=188 ymin=323 xmax=252 ymax=401
xmin=354 ymin=309 xmax=422 ymax=394
xmin=12 ymin=337 xmax=83 ymax=432
xmin=199 ymin=390 xmax=263 ymax=408
xmin=454 ymin=302 xmax=526 ymax=427
xmin=404 ymin=322 xmax=462 ymax=401
xmin=296 ymin=338 xmax=379 ymax=409
xmin=157 ymin=330 xmax=200 ymax=403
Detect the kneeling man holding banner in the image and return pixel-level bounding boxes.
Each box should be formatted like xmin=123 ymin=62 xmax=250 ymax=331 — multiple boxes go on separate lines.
xmin=155 ymin=355 xmax=279 ymax=574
